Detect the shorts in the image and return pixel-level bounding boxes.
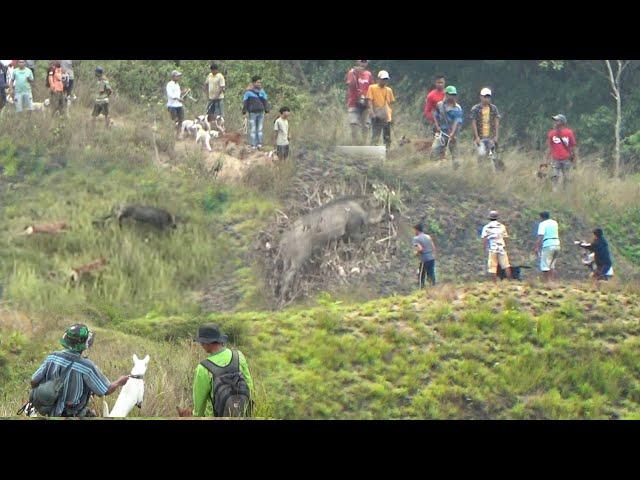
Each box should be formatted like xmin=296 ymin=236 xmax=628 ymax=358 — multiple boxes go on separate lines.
xmin=276 ymin=144 xmax=289 ymax=160
xmin=92 ymin=102 xmax=109 ymax=117
xmin=168 ymin=106 xmax=184 ymax=123
xmin=487 ymin=251 xmax=510 ymax=274
xmin=15 ymin=92 xmax=33 ymax=112
xmin=348 ymin=106 xmax=370 ymax=126
xmin=540 ymin=246 xmax=560 ymax=272
xmin=206 ymin=98 xmax=224 ymax=118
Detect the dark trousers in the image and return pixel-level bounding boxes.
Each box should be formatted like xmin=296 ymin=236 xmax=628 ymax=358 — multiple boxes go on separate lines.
xmin=50 ymin=91 xmax=66 ymax=116
xmin=371 ymin=118 xmax=391 ymax=148
xmin=419 ymin=259 xmax=436 ymax=287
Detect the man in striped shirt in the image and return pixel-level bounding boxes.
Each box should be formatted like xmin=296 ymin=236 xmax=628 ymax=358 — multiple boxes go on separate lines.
xmin=30 ymin=324 xmax=130 ymax=417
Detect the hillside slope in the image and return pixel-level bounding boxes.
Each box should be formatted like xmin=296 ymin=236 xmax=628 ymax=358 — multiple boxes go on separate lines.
xmin=2 ymin=282 xmax=640 ymax=419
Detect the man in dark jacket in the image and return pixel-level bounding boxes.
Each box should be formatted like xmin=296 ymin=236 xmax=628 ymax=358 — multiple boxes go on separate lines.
xmin=575 ymin=228 xmax=613 ymax=281
xmin=242 ymin=75 xmax=270 ymax=150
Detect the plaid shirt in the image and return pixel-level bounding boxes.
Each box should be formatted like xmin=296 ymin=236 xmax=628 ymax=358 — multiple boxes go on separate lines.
xmin=31 ymin=350 xmax=111 ymax=416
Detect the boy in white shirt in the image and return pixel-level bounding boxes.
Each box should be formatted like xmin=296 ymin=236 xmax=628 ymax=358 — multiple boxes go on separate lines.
xmin=273 ymin=106 xmax=291 ymax=160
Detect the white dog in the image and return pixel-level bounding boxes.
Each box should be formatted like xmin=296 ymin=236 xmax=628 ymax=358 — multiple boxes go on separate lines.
xmin=211 ymin=115 xmax=226 ymax=134
xmin=195 ymin=114 xmax=211 ymax=132
xmin=32 ymin=98 xmax=50 ymax=112
xmin=103 ymin=354 xmax=149 ymax=417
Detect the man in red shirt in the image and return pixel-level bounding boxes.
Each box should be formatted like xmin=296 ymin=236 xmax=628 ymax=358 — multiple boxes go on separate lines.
xmin=345 ymin=60 xmax=373 ymax=145
xmin=423 ymin=74 xmax=446 ymax=133
xmin=547 ymin=114 xmax=577 ymax=190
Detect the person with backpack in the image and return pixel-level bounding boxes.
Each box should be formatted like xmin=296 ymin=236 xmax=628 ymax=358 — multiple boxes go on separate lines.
xmin=47 ymin=61 xmax=66 ymax=117
xmin=470 ymin=87 xmax=502 ymax=171
xmin=481 ymin=210 xmax=512 ymax=283
xmin=345 ymin=60 xmax=374 ymax=145
xmin=26 ymin=324 xmax=130 ymax=417
xmin=367 ymin=70 xmax=395 ymax=150
xmin=242 ymin=75 xmax=270 ymax=150
xmin=192 ymin=323 xmax=254 ymax=417
xmin=547 ymin=114 xmax=577 ymax=191
xmin=431 ymin=85 xmax=463 ymax=169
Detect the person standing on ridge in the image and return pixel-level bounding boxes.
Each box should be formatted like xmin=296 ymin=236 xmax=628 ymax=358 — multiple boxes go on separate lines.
xmin=547 ymin=114 xmax=577 ymax=191
xmin=367 ymin=70 xmax=395 ymax=150
xmin=470 ymin=87 xmax=502 ymax=170
xmin=345 ymin=60 xmax=374 ymax=145
xmin=423 ymin=74 xmax=446 ymax=134
xmin=431 ymin=85 xmax=463 ymax=169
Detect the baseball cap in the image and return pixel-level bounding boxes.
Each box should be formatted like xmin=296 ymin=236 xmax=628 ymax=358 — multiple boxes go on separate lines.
xmin=171 ymin=70 xmax=182 ymax=77
xmin=489 ymin=210 xmax=499 ymax=220
xmin=552 ymin=114 xmax=567 ymax=123
xmin=480 ymin=87 xmax=492 ymax=96
xmin=445 ymin=85 xmax=458 ymax=95
xmin=378 ymin=70 xmax=390 ymax=79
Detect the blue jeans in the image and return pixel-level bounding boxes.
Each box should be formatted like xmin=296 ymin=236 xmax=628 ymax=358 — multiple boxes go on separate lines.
xmin=248 ymin=112 xmax=264 ymax=147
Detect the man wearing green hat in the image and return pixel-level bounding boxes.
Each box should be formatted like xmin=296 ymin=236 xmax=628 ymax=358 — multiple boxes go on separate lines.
xmin=191 ymin=323 xmax=254 ymax=417
xmin=431 ymin=85 xmax=464 ymax=169
xmin=29 ymin=324 xmax=130 ymax=417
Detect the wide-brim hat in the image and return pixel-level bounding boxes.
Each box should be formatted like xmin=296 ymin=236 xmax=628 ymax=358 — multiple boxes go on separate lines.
xmin=194 ymin=323 xmax=228 ymax=344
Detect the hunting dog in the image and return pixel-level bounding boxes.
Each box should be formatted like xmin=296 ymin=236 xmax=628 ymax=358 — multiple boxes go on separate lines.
xmin=69 ymin=257 xmax=108 ymax=283
xmin=220 ymin=131 xmax=244 ymax=150
xmin=398 ymin=135 xmax=434 ymax=153
xmin=32 ymin=98 xmax=50 ymax=112
xmin=537 ymin=163 xmax=549 ymax=179
xmin=497 ymin=264 xmax=531 ymax=281
xmin=103 ymin=354 xmax=149 ymax=417
xmin=20 ymin=221 xmax=70 ymax=235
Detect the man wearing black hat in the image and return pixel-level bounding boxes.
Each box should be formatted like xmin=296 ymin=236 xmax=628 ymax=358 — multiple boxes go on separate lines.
xmin=191 ymin=323 xmax=254 ymax=417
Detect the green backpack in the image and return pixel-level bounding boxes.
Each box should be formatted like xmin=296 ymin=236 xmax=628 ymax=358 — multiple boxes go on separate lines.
xmin=29 ymin=354 xmax=77 ymax=416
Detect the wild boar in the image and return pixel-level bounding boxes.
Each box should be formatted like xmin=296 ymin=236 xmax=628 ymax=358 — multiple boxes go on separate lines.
xmin=276 ymin=196 xmax=388 ymax=302
xmin=114 ymin=204 xmax=177 ymax=230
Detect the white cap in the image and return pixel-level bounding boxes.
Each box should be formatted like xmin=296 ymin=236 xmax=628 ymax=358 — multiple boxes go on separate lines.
xmin=378 ymin=70 xmax=390 ymax=79
xmin=480 ymin=87 xmax=492 ymax=96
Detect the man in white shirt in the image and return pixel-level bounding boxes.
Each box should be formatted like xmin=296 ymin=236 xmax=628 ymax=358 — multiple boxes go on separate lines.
xmin=166 ymin=70 xmax=185 ymax=136
xmin=481 ymin=210 xmax=512 ymax=283
xmin=534 ymin=211 xmax=561 ymax=282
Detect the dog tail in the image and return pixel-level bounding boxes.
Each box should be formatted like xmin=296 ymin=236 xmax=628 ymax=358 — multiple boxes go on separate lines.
xmin=102 ymin=400 xmax=110 ymax=417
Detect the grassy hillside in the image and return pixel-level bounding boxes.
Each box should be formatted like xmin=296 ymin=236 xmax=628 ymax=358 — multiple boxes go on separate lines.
xmin=3 ymin=281 xmax=640 ymax=419
xmin=3 ymin=61 xmax=640 ymax=420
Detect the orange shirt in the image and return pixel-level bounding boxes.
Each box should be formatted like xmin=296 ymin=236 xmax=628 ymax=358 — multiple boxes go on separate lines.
xmin=49 ymin=67 xmax=64 ymax=93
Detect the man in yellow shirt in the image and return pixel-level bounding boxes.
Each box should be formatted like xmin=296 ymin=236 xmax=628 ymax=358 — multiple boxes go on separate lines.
xmin=366 ymin=70 xmax=395 ymax=149
xmin=205 ymin=63 xmax=226 ymax=123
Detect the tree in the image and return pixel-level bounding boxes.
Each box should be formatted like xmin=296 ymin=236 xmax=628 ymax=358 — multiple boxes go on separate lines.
xmin=604 ymin=60 xmax=632 ymax=177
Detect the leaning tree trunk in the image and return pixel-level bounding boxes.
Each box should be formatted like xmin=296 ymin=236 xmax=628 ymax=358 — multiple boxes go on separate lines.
xmin=605 ymin=60 xmax=630 ymax=178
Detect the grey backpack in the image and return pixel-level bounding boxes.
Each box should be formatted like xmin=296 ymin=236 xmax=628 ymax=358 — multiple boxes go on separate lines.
xmin=29 ymin=354 xmax=76 ymax=416
xmin=200 ymin=350 xmax=251 ymax=417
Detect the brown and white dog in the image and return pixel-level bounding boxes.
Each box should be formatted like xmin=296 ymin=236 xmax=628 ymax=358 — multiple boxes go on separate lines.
xmin=21 ymin=221 xmax=70 ymax=235
xmin=537 ymin=163 xmax=549 ymax=179
xmin=69 ymin=257 xmax=108 ymax=283
xmin=398 ymin=135 xmax=433 ymax=153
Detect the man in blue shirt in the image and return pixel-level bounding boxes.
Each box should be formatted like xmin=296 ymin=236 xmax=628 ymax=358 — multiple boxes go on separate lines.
xmin=242 ymin=75 xmax=270 ymax=150
xmin=431 ymin=85 xmax=463 ymax=169
xmin=533 ymin=211 xmax=561 ymax=283
xmin=29 ymin=324 xmax=130 ymax=417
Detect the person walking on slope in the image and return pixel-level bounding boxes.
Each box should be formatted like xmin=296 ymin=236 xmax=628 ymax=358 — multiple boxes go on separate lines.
xmin=423 ymin=74 xmax=446 ymax=134
xmin=190 ymin=324 xmax=254 ymax=417
xmin=242 ymin=75 xmax=270 ymax=150
xmin=470 ymin=87 xmax=502 ymax=171
xmin=367 ymin=70 xmax=395 ymax=150
xmin=345 ymin=60 xmax=374 ymax=145
xmin=481 ymin=210 xmax=512 ymax=283
xmin=534 ymin=211 xmax=561 ymax=283
xmin=547 ymin=114 xmax=577 ymax=191
xmin=431 ymin=85 xmax=463 ymax=169
xmin=575 ymin=228 xmax=613 ymax=282
xmin=26 ymin=324 xmax=130 ymax=417
xmin=412 ymin=223 xmax=437 ymax=288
